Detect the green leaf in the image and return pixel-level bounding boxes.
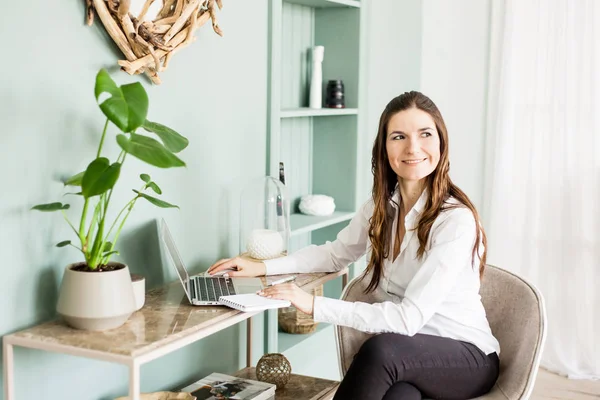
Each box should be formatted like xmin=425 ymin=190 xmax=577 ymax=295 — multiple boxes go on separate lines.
xmin=147 ymin=182 xmax=162 ymax=194
xmin=32 ymin=202 xmax=70 ymax=211
xmin=94 ymin=69 xmax=122 ymax=101
xmin=102 ymin=250 xmax=119 ymax=257
xmin=142 ymin=120 xmax=189 ymax=153
xmin=103 ymin=242 xmax=113 ymax=252
xmin=64 ymin=171 xmax=85 ymax=187
xmin=121 ymin=83 xmax=149 ymax=132
xmin=95 ymin=70 xmax=127 ymax=132
xmin=133 ymin=190 xmax=179 ymax=208
xmin=117 ymin=133 xmax=186 ymax=168
xmin=81 ymin=158 xmax=122 ymax=198
xmin=140 ymin=173 xmax=151 ymax=183
xmin=56 ymin=240 xmax=71 ymax=247
xmin=94 ymin=69 xmax=148 ymax=133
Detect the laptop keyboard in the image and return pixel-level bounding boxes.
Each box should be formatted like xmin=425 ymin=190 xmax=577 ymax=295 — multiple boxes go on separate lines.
xmin=190 ymin=276 xmax=236 ymax=302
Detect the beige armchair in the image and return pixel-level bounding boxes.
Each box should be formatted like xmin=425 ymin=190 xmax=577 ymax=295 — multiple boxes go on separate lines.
xmin=335 ymin=265 xmax=547 ymax=400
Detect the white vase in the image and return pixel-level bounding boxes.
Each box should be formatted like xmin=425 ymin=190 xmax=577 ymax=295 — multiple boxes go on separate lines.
xmin=56 ymin=262 xmax=136 ymax=331
xmin=309 ymin=46 xmax=325 ymax=109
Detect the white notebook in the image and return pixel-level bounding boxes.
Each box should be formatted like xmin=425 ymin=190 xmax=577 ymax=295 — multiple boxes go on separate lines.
xmin=218 ymin=293 xmax=291 ymax=312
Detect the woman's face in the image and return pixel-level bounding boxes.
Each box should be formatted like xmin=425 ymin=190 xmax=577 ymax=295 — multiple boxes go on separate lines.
xmin=386 ymin=107 xmax=441 ymax=184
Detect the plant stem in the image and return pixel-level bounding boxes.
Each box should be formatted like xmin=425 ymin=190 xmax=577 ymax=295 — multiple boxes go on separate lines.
xmin=88 ymin=194 xmax=107 ymax=268
xmin=97 ymin=118 xmax=109 ymax=158
xmin=79 ymin=118 xmax=109 ymax=266
xmin=104 ymin=197 xmax=136 ymax=245
xmin=102 ymin=151 xmax=124 ymax=228
xmin=117 ymin=150 xmax=127 ymax=164
xmin=98 ymin=151 xmax=129 ymax=263
xmin=61 ymin=211 xmax=79 ymax=237
xmin=78 ymin=198 xmax=89 ymax=245
xmin=85 ymin=200 xmax=102 ymax=254
xmin=101 ymin=189 xmax=140 ymax=264
xmin=69 ymin=243 xmax=85 ymax=256
xmin=104 ymin=195 xmax=139 ymax=263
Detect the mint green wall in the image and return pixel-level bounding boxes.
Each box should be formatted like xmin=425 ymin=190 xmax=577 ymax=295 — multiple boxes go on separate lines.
xmin=0 ymin=1 xmax=268 ymax=398
xmin=0 ymin=1 xmax=425 ymax=398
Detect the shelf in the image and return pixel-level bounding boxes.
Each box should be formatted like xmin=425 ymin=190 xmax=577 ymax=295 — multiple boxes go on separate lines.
xmin=283 ymin=0 xmax=360 ymax=8
xmin=290 ymin=211 xmax=355 ymax=236
xmin=281 ymin=108 xmax=359 ymax=118
xmin=279 ymin=323 xmax=333 ymax=353
xmin=235 ymin=367 xmax=339 ymax=400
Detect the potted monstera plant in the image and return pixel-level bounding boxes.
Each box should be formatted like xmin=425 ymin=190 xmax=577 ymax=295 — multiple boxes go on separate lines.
xmin=33 ymin=69 xmax=188 ymax=330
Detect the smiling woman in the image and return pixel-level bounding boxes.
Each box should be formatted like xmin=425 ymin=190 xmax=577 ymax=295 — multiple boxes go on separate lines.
xmin=208 ymin=91 xmax=499 ymax=400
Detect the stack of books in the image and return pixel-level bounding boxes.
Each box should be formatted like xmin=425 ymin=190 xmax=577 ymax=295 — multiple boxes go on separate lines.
xmin=180 ymin=372 xmax=276 ymax=400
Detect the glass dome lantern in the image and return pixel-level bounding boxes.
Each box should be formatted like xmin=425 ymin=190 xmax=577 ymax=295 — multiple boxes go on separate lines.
xmin=239 ymin=176 xmax=290 ymax=260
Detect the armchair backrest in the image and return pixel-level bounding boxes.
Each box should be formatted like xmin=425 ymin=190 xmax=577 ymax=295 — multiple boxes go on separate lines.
xmin=478 ymin=265 xmax=547 ymax=399
xmin=335 ymin=273 xmax=378 ymax=376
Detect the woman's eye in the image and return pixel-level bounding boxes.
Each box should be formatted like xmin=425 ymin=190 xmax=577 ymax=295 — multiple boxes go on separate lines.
xmin=392 ymin=135 xmax=405 ymax=140
xmin=421 ymin=132 xmax=432 ymax=138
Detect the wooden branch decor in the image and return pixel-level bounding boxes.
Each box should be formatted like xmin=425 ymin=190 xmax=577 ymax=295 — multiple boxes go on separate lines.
xmin=85 ymin=0 xmax=223 ymax=84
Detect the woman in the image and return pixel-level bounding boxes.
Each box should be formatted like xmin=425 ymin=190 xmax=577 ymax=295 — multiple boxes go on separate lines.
xmin=208 ymin=91 xmax=500 ymax=400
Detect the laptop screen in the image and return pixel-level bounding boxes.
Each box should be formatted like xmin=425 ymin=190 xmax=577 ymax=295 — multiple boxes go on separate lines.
xmin=159 ymin=219 xmax=190 ymax=298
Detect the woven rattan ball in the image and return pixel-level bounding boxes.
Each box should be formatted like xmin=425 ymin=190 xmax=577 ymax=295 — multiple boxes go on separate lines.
xmin=256 ymin=353 xmax=292 ymax=388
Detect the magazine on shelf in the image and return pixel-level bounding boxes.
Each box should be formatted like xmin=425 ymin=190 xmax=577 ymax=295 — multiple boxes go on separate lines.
xmin=180 ymin=372 xmax=276 ymax=400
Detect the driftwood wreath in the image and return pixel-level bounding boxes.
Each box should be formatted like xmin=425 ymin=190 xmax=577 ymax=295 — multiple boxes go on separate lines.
xmin=86 ymin=0 xmax=224 ymax=84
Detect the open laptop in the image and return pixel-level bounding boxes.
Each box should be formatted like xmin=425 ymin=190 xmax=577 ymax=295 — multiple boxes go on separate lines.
xmin=159 ymin=219 xmax=264 ymax=306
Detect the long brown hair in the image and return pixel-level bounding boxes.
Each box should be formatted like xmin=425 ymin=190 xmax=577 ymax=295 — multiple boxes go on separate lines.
xmin=364 ymin=91 xmax=487 ymax=293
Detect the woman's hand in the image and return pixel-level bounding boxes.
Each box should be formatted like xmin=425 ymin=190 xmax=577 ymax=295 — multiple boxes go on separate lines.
xmin=207 ymin=256 xmax=266 ymax=277
xmin=258 ymin=283 xmax=315 ymax=315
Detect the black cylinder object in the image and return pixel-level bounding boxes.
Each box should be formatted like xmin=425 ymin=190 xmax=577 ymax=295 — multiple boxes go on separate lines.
xmin=326 ymin=80 xmax=345 ymax=108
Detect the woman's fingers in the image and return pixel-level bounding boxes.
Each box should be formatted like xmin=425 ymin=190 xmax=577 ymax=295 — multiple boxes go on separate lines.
xmin=208 ymin=258 xmax=238 ymax=274
xmin=259 ymin=284 xmax=297 ymax=297
xmin=209 ymin=257 xmax=265 ymax=277
xmin=208 ymin=258 xmax=230 ymax=273
xmin=258 ymin=284 xmax=314 ymax=315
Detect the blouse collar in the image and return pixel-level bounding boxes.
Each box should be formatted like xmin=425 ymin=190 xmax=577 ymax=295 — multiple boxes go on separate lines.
xmin=390 ymin=185 xmax=429 ymax=218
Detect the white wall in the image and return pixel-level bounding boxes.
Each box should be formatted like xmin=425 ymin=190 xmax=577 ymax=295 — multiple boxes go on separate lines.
xmin=420 ymin=0 xmax=491 ymax=209
xmin=359 ymin=0 xmax=423 ymax=200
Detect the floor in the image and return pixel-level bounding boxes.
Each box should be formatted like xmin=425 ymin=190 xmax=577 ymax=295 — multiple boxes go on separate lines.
xmin=532 ymin=368 xmax=600 ymax=399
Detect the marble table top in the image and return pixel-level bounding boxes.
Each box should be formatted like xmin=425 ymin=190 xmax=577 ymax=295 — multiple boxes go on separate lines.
xmin=8 ymin=270 xmax=347 ymax=358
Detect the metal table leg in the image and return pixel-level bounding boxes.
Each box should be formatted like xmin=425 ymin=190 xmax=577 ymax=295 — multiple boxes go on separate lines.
xmin=3 ymin=339 xmax=14 ymax=400
xmin=129 ymin=360 xmax=140 ymax=400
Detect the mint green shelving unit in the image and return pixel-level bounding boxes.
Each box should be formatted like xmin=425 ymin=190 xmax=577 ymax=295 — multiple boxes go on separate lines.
xmin=264 ymin=0 xmax=368 ymax=379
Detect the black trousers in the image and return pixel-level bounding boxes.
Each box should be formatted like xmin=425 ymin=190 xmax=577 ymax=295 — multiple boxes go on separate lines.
xmin=333 ymin=333 xmax=499 ymax=400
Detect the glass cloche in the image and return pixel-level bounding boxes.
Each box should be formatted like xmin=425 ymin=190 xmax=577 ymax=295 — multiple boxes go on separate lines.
xmin=239 ymin=176 xmax=290 ymax=260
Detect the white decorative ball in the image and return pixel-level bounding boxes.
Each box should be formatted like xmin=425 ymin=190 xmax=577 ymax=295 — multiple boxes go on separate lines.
xmin=246 ymin=229 xmax=284 ymax=260
xmin=299 ymin=194 xmax=336 ymax=216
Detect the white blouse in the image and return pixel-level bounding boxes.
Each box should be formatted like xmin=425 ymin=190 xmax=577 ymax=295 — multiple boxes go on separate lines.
xmin=264 ymin=189 xmax=501 ymax=355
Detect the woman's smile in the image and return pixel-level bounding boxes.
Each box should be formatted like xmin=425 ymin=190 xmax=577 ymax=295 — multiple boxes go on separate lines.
xmin=402 ymin=158 xmax=427 ymax=165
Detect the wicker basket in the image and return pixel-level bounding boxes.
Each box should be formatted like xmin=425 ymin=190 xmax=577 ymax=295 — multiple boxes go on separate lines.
xmin=278 ymin=285 xmax=323 ymax=334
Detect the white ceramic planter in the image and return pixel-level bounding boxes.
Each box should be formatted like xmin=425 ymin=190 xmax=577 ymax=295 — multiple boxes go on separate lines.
xmin=130 ymin=274 xmax=146 ymax=311
xmin=56 ymin=262 xmax=136 ymax=331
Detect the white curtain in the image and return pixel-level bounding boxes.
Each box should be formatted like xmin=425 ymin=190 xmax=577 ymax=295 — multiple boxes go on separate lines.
xmin=483 ymin=0 xmax=600 ymax=379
